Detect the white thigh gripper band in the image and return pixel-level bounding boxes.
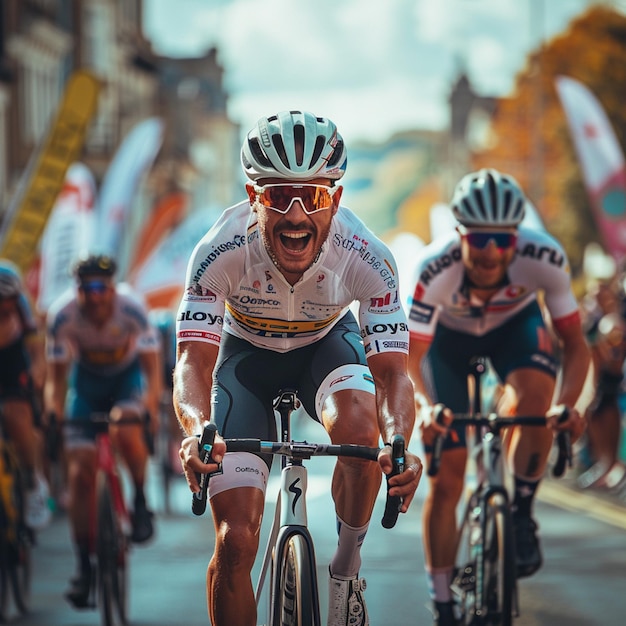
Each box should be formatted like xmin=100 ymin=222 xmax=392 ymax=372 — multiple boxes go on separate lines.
xmin=208 ymin=451 xmax=269 ymax=499
xmin=315 ymin=363 xmax=375 ymax=420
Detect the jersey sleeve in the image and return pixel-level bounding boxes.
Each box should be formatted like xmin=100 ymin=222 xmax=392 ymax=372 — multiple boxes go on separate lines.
xmin=175 ymin=227 xmax=230 ymax=348
xmin=534 ymin=236 xmax=579 ymax=325
xmin=354 ymin=239 xmax=409 ymax=357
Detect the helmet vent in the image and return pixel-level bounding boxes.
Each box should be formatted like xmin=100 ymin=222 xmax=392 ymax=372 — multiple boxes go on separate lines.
xmin=271 ymin=134 xmax=290 ymax=168
xmin=487 ymin=174 xmax=497 ymax=212
xmin=310 ymin=136 xmax=325 ymax=170
xmin=473 ymin=189 xmax=488 ymax=220
xmin=327 ymin=138 xmax=344 ymax=167
xmin=293 ymin=124 xmax=305 ymax=166
xmin=248 ymin=138 xmax=273 ymax=169
xmin=503 ymin=190 xmax=512 ymax=215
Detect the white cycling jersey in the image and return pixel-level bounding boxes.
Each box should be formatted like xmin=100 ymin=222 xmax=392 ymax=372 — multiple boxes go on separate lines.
xmin=408 ymin=226 xmax=580 ymax=340
xmin=46 ymin=286 xmax=159 ymax=375
xmin=176 ymin=201 xmax=408 ymax=355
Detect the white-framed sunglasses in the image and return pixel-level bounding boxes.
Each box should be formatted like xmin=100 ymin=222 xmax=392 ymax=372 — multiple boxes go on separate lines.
xmin=250 ymin=183 xmax=340 ymax=215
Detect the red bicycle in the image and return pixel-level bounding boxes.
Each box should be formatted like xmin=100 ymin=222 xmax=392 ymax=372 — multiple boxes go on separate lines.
xmin=70 ymin=411 xmax=150 ymax=626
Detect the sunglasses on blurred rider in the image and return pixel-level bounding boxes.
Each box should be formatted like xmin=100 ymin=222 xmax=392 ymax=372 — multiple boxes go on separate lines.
xmin=458 ymin=226 xmax=518 ymax=251
xmin=79 ymin=280 xmax=110 ymax=295
xmin=251 ymin=184 xmax=339 ymax=215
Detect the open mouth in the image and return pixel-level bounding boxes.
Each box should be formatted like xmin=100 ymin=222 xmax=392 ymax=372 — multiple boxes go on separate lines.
xmin=279 ymin=231 xmax=312 ymax=253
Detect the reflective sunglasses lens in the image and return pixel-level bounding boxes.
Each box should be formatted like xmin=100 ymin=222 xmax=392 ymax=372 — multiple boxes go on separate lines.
xmin=80 ymin=281 xmax=109 ymax=294
xmin=465 ymin=232 xmax=516 ymax=250
xmin=257 ymin=185 xmax=334 ymax=214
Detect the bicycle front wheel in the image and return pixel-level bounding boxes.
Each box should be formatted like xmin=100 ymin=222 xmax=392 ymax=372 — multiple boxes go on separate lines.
xmin=482 ymin=493 xmax=515 ymax=626
xmin=271 ymin=530 xmax=320 ymax=626
xmin=96 ymin=473 xmax=128 ymax=626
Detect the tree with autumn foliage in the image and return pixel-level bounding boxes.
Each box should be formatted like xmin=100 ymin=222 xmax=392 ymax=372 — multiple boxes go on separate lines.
xmin=472 ymin=6 xmax=626 ymax=274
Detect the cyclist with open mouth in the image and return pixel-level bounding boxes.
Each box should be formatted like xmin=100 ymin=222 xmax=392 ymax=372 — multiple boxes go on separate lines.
xmin=174 ymin=110 xmax=423 ymax=626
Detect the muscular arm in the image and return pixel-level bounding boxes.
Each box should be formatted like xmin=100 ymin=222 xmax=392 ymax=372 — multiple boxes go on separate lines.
xmin=553 ymin=319 xmax=591 ymax=408
xmin=138 ymin=349 xmax=162 ymax=422
xmin=367 ymin=351 xmax=416 ymax=445
xmin=407 ymin=334 xmax=433 ymax=408
xmin=173 ymin=340 xmax=220 ymax=436
xmin=44 ymin=361 xmax=69 ymax=418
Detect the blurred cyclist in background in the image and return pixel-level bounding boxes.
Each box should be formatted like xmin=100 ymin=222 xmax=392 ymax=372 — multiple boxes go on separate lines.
xmin=44 ymin=254 xmax=162 ymax=608
xmin=407 ymin=169 xmax=590 ymax=625
xmin=0 ymin=259 xmax=50 ymax=530
xmin=579 ymin=277 xmax=626 ymax=492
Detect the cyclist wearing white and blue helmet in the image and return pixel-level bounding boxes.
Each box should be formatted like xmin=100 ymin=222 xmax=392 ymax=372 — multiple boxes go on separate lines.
xmin=174 ymin=110 xmax=422 ymax=626
xmin=407 ymin=169 xmax=590 ymax=626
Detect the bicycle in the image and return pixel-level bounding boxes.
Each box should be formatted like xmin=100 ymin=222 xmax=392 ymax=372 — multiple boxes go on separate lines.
xmin=427 ymin=356 xmax=571 ymax=626
xmin=68 ymin=410 xmax=151 ymax=626
xmin=192 ymin=388 xmax=406 ymax=626
xmin=0 ymin=418 xmax=32 ymax=622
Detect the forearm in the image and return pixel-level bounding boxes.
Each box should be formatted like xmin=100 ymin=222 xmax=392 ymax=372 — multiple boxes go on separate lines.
xmin=173 ymin=344 xmax=217 ymax=436
xmin=556 ymin=340 xmax=591 ymax=407
xmin=377 ymin=371 xmax=416 ymax=445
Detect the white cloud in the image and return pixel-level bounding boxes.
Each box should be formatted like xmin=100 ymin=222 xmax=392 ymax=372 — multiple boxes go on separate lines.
xmin=143 ymin=0 xmax=612 ymax=142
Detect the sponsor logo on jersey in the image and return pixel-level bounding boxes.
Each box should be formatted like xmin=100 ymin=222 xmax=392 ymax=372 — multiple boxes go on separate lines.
xmin=331 ymin=233 xmax=397 ymax=289
xmin=178 ymin=310 xmax=223 ymax=326
xmin=369 ymin=291 xmax=401 ymax=314
xmin=226 ymin=302 xmax=341 ymax=338
xmin=409 ymin=301 xmax=434 ymax=324
xmin=360 ymin=322 xmax=409 ymax=338
xmin=186 ymin=284 xmax=217 ymax=301
xmin=380 ymin=340 xmax=409 ymax=351
xmin=330 ymin=374 xmax=354 ymax=387
xmin=235 ymin=295 xmax=281 ymax=307
xmin=518 ymin=244 xmax=565 ymax=268
xmin=192 ymin=236 xmax=247 ymax=283
xmin=420 ymin=248 xmax=462 ymax=286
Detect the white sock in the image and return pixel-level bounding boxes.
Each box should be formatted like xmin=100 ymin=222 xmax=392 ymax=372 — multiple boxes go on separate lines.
xmin=329 ymin=517 xmax=369 ymax=579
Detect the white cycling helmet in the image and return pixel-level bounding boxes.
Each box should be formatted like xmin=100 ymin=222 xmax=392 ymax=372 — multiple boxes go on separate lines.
xmin=241 ymin=110 xmax=347 ymax=182
xmin=451 ymin=168 xmax=526 ymax=227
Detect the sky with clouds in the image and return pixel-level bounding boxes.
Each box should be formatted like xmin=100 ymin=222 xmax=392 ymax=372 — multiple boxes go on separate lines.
xmin=143 ymin=0 xmax=623 ymax=145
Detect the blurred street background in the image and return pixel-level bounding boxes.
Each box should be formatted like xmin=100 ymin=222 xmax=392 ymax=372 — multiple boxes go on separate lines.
xmin=1 ymin=1 xmax=626 ymax=624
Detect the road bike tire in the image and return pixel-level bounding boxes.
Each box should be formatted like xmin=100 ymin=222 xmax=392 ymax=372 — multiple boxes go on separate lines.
xmin=96 ymin=473 xmax=128 ymax=626
xmin=0 ymin=517 xmax=9 ymax=622
xmin=0 ymin=443 xmax=31 ymax=620
xmin=271 ymin=530 xmax=320 ymax=626
xmin=9 ymin=465 xmax=31 ymax=616
xmin=7 ymin=525 xmax=32 ymax=615
xmin=482 ymin=493 xmax=515 ymax=626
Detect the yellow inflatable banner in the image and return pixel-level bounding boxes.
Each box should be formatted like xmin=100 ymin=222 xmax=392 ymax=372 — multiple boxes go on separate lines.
xmin=0 ymin=70 xmax=100 ymax=271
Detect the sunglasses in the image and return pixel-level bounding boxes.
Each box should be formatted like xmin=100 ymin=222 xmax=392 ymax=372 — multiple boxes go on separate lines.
xmin=251 ymin=184 xmax=339 ymax=215
xmin=460 ymin=228 xmax=518 ymax=251
xmin=79 ymin=280 xmax=110 ymax=294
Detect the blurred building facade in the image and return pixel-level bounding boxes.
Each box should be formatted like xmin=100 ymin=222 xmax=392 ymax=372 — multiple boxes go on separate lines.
xmin=0 ymin=0 xmax=239 ymax=240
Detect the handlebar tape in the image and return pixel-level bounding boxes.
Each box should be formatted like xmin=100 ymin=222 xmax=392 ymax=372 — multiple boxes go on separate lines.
xmin=552 ymin=408 xmax=572 ymax=478
xmin=381 ymin=434 xmax=405 ymax=529
xmin=192 ymin=422 xmax=218 ymax=516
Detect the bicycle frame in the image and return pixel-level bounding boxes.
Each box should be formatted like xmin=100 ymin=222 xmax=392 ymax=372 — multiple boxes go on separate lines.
xmin=256 ymin=391 xmax=321 ymax=626
xmin=193 ymin=388 xmax=405 ymax=626
xmin=429 ymin=356 xmax=571 ymax=626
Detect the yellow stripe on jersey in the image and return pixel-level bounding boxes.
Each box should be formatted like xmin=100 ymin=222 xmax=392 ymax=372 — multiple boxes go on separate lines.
xmin=226 ymin=302 xmax=341 ymax=336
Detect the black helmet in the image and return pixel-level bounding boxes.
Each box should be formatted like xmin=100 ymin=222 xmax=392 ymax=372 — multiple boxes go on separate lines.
xmin=73 ymin=255 xmax=117 ymax=280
